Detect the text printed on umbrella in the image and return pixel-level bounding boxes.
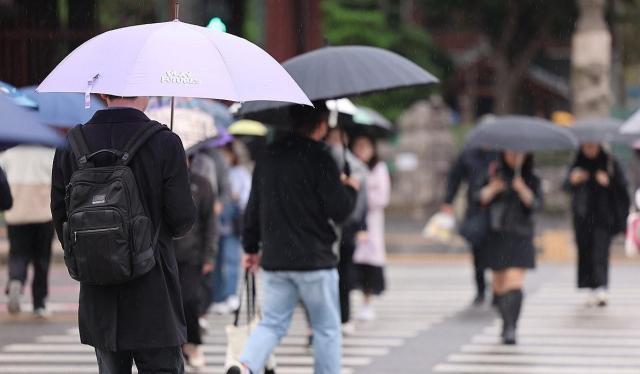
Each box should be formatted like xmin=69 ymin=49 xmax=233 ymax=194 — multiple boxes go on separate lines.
xmin=161 ymin=71 xmax=199 ymax=85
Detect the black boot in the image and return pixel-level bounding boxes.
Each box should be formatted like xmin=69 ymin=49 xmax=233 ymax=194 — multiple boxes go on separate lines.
xmin=497 ymin=289 xmax=523 ymax=345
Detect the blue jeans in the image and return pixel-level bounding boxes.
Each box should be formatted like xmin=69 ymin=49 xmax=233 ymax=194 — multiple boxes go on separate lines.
xmin=241 ymin=269 xmax=341 ymax=374
xmin=211 ymin=235 xmax=241 ymax=303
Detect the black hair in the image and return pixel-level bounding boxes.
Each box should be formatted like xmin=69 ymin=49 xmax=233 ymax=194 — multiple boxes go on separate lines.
xmin=290 ymin=101 xmax=329 ymax=136
xmin=499 ymin=152 xmax=535 ymax=178
xmin=350 ymin=134 xmax=380 ymax=170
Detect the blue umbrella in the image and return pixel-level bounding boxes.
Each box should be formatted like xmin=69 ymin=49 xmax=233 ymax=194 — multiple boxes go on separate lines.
xmin=0 ymin=81 xmax=38 ymax=108
xmin=0 ymin=95 xmax=63 ymax=150
xmin=19 ymin=86 xmax=105 ymax=128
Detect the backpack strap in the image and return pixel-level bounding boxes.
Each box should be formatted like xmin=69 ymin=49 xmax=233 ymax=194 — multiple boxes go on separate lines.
xmin=67 ymin=125 xmax=93 ymax=169
xmin=119 ymin=123 xmax=170 ymax=166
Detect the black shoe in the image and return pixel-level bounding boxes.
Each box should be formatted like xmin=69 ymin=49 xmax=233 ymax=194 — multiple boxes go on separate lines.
xmin=502 ymin=327 xmax=517 ymax=345
xmin=307 ymin=334 xmax=313 ymax=348
xmin=472 ymin=293 xmax=485 ymax=306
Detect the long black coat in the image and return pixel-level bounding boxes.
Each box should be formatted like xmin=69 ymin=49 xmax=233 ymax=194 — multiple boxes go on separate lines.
xmin=564 ymin=150 xmax=629 ymax=235
xmin=51 ymin=108 xmax=196 ymax=351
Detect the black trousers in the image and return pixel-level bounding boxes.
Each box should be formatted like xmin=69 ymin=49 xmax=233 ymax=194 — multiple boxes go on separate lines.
xmin=575 ymin=225 xmax=612 ymax=289
xmin=95 ymin=346 xmax=184 ymax=374
xmin=178 ymin=262 xmax=204 ymax=345
xmin=471 ymin=244 xmax=486 ymax=296
xmin=6 ymin=222 xmax=54 ymax=309
xmin=338 ymin=242 xmax=355 ymax=324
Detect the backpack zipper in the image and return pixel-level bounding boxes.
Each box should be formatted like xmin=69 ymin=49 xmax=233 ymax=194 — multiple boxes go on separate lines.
xmin=74 ymin=227 xmax=120 ymax=242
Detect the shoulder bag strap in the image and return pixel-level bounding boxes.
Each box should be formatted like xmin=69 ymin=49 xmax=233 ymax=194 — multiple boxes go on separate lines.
xmin=119 ymin=123 xmax=169 ymax=166
xmin=67 ymin=125 xmax=93 ymax=169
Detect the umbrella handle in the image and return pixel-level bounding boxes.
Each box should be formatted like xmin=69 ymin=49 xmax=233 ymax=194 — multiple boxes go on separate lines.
xmin=170 ymin=96 xmax=175 ymax=131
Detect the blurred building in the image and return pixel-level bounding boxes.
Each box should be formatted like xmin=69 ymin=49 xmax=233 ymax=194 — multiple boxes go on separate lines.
xmin=432 ymin=31 xmax=571 ymax=122
xmin=0 ymin=0 xmax=322 ymax=87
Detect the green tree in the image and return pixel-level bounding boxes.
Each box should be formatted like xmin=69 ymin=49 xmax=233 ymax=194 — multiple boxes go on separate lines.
xmin=322 ymin=0 xmax=449 ymax=121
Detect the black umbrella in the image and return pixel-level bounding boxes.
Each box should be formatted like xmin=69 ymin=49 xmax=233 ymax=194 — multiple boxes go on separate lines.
xmin=240 ymin=45 xmax=438 ymax=124
xmin=568 ymin=117 xmax=623 ymax=144
xmin=466 ymin=115 xmax=578 ymax=152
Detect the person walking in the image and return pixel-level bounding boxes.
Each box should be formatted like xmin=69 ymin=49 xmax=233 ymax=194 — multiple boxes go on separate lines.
xmin=1 ymin=145 xmax=54 ymax=317
xmin=351 ymin=135 xmax=390 ymax=322
xmin=326 ymin=127 xmax=369 ymax=335
xmin=479 ymin=151 xmax=542 ymax=345
xmin=441 ymin=148 xmax=498 ymax=305
xmin=51 ymin=96 xmax=196 ymax=373
xmin=174 ymin=166 xmax=217 ymax=369
xmin=212 ymin=140 xmax=252 ymax=314
xmin=227 ymin=103 xmax=359 ymax=374
xmin=565 ymin=143 xmax=629 ymax=307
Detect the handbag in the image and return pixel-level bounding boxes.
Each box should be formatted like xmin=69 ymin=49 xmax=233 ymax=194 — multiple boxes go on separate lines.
xmin=459 ymin=208 xmax=490 ymax=247
xmin=225 ymin=271 xmax=277 ymax=373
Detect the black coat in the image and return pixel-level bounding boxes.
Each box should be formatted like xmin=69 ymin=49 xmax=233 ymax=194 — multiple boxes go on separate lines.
xmin=174 ymin=172 xmax=217 ymax=265
xmin=444 ymin=148 xmax=498 ymax=216
xmin=51 ymin=108 xmax=196 ymax=351
xmin=482 ymin=161 xmax=542 ymax=270
xmin=243 ymin=134 xmax=357 ymax=271
xmin=564 ymin=150 xmax=630 ymax=235
xmin=0 ymin=167 xmax=12 ymax=211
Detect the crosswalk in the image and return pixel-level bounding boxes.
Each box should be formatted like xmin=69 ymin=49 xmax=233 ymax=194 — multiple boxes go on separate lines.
xmin=433 ymin=284 xmax=640 ymax=374
xmin=0 ymin=266 xmax=473 ymax=373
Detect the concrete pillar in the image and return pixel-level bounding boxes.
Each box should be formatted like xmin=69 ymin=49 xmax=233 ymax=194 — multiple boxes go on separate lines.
xmin=571 ymin=0 xmax=612 ymax=119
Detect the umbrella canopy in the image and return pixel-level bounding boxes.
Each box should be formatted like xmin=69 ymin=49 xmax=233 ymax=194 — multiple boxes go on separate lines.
xmin=37 ymin=21 xmax=310 ymax=106
xmin=567 ymin=117 xmax=623 ymax=144
xmin=240 ymin=45 xmax=438 ymax=124
xmin=620 ymin=109 xmax=640 ymax=134
xmin=466 ymin=115 xmax=577 ymax=152
xmin=325 ymin=98 xmax=392 ymax=137
xmin=146 ymin=107 xmax=217 ymax=149
xmin=19 ymin=86 xmax=105 ymax=128
xmin=0 ymin=81 xmax=38 ymax=108
xmin=353 ymin=107 xmax=392 ymax=130
xmin=0 ymin=95 xmax=63 ymax=150
xmin=229 ymin=120 xmax=268 ymax=137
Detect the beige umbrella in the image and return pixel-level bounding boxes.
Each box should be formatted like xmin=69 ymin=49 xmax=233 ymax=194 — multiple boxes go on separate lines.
xmin=146 ymin=106 xmax=217 ymax=149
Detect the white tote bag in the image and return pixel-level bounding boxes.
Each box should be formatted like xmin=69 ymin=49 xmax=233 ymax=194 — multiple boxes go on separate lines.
xmin=225 ymin=271 xmax=277 ymax=373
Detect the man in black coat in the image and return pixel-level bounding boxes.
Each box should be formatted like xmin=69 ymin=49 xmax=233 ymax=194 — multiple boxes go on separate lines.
xmin=227 ymin=104 xmax=359 ymax=374
xmin=51 ymin=96 xmax=196 ymax=373
xmin=442 ymin=147 xmax=497 ymax=305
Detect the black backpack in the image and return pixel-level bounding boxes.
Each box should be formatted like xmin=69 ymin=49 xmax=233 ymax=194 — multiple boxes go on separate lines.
xmin=62 ymin=124 xmax=168 ymax=285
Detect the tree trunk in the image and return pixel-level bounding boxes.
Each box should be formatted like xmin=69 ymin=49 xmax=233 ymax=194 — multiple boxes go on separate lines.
xmin=493 ymin=55 xmax=516 ymax=115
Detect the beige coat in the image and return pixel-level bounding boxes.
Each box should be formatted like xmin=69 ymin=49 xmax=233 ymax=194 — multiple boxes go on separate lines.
xmin=0 ymin=146 xmax=55 ymax=225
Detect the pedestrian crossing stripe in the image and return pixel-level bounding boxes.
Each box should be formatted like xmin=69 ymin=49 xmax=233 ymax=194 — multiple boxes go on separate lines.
xmin=0 ymin=267 xmax=473 ymax=374
xmin=433 ymin=283 xmax=640 ymax=373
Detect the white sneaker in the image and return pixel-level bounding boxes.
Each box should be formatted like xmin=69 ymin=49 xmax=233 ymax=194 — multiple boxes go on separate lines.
xmin=7 ymin=280 xmax=22 ymax=315
xmin=184 ymin=344 xmax=206 ymax=369
xmin=34 ymin=307 xmax=51 ymax=319
xmin=226 ymin=295 xmax=240 ymax=311
xmin=596 ymin=288 xmax=608 ymax=307
xmin=211 ymin=302 xmax=231 ymax=315
xmin=585 ymin=291 xmax=598 ymax=307
xmin=356 ymin=306 xmax=375 ymax=321
xmin=198 ymin=317 xmax=209 ymax=336
xmin=342 ymin=321 xmax=356 ymax=336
